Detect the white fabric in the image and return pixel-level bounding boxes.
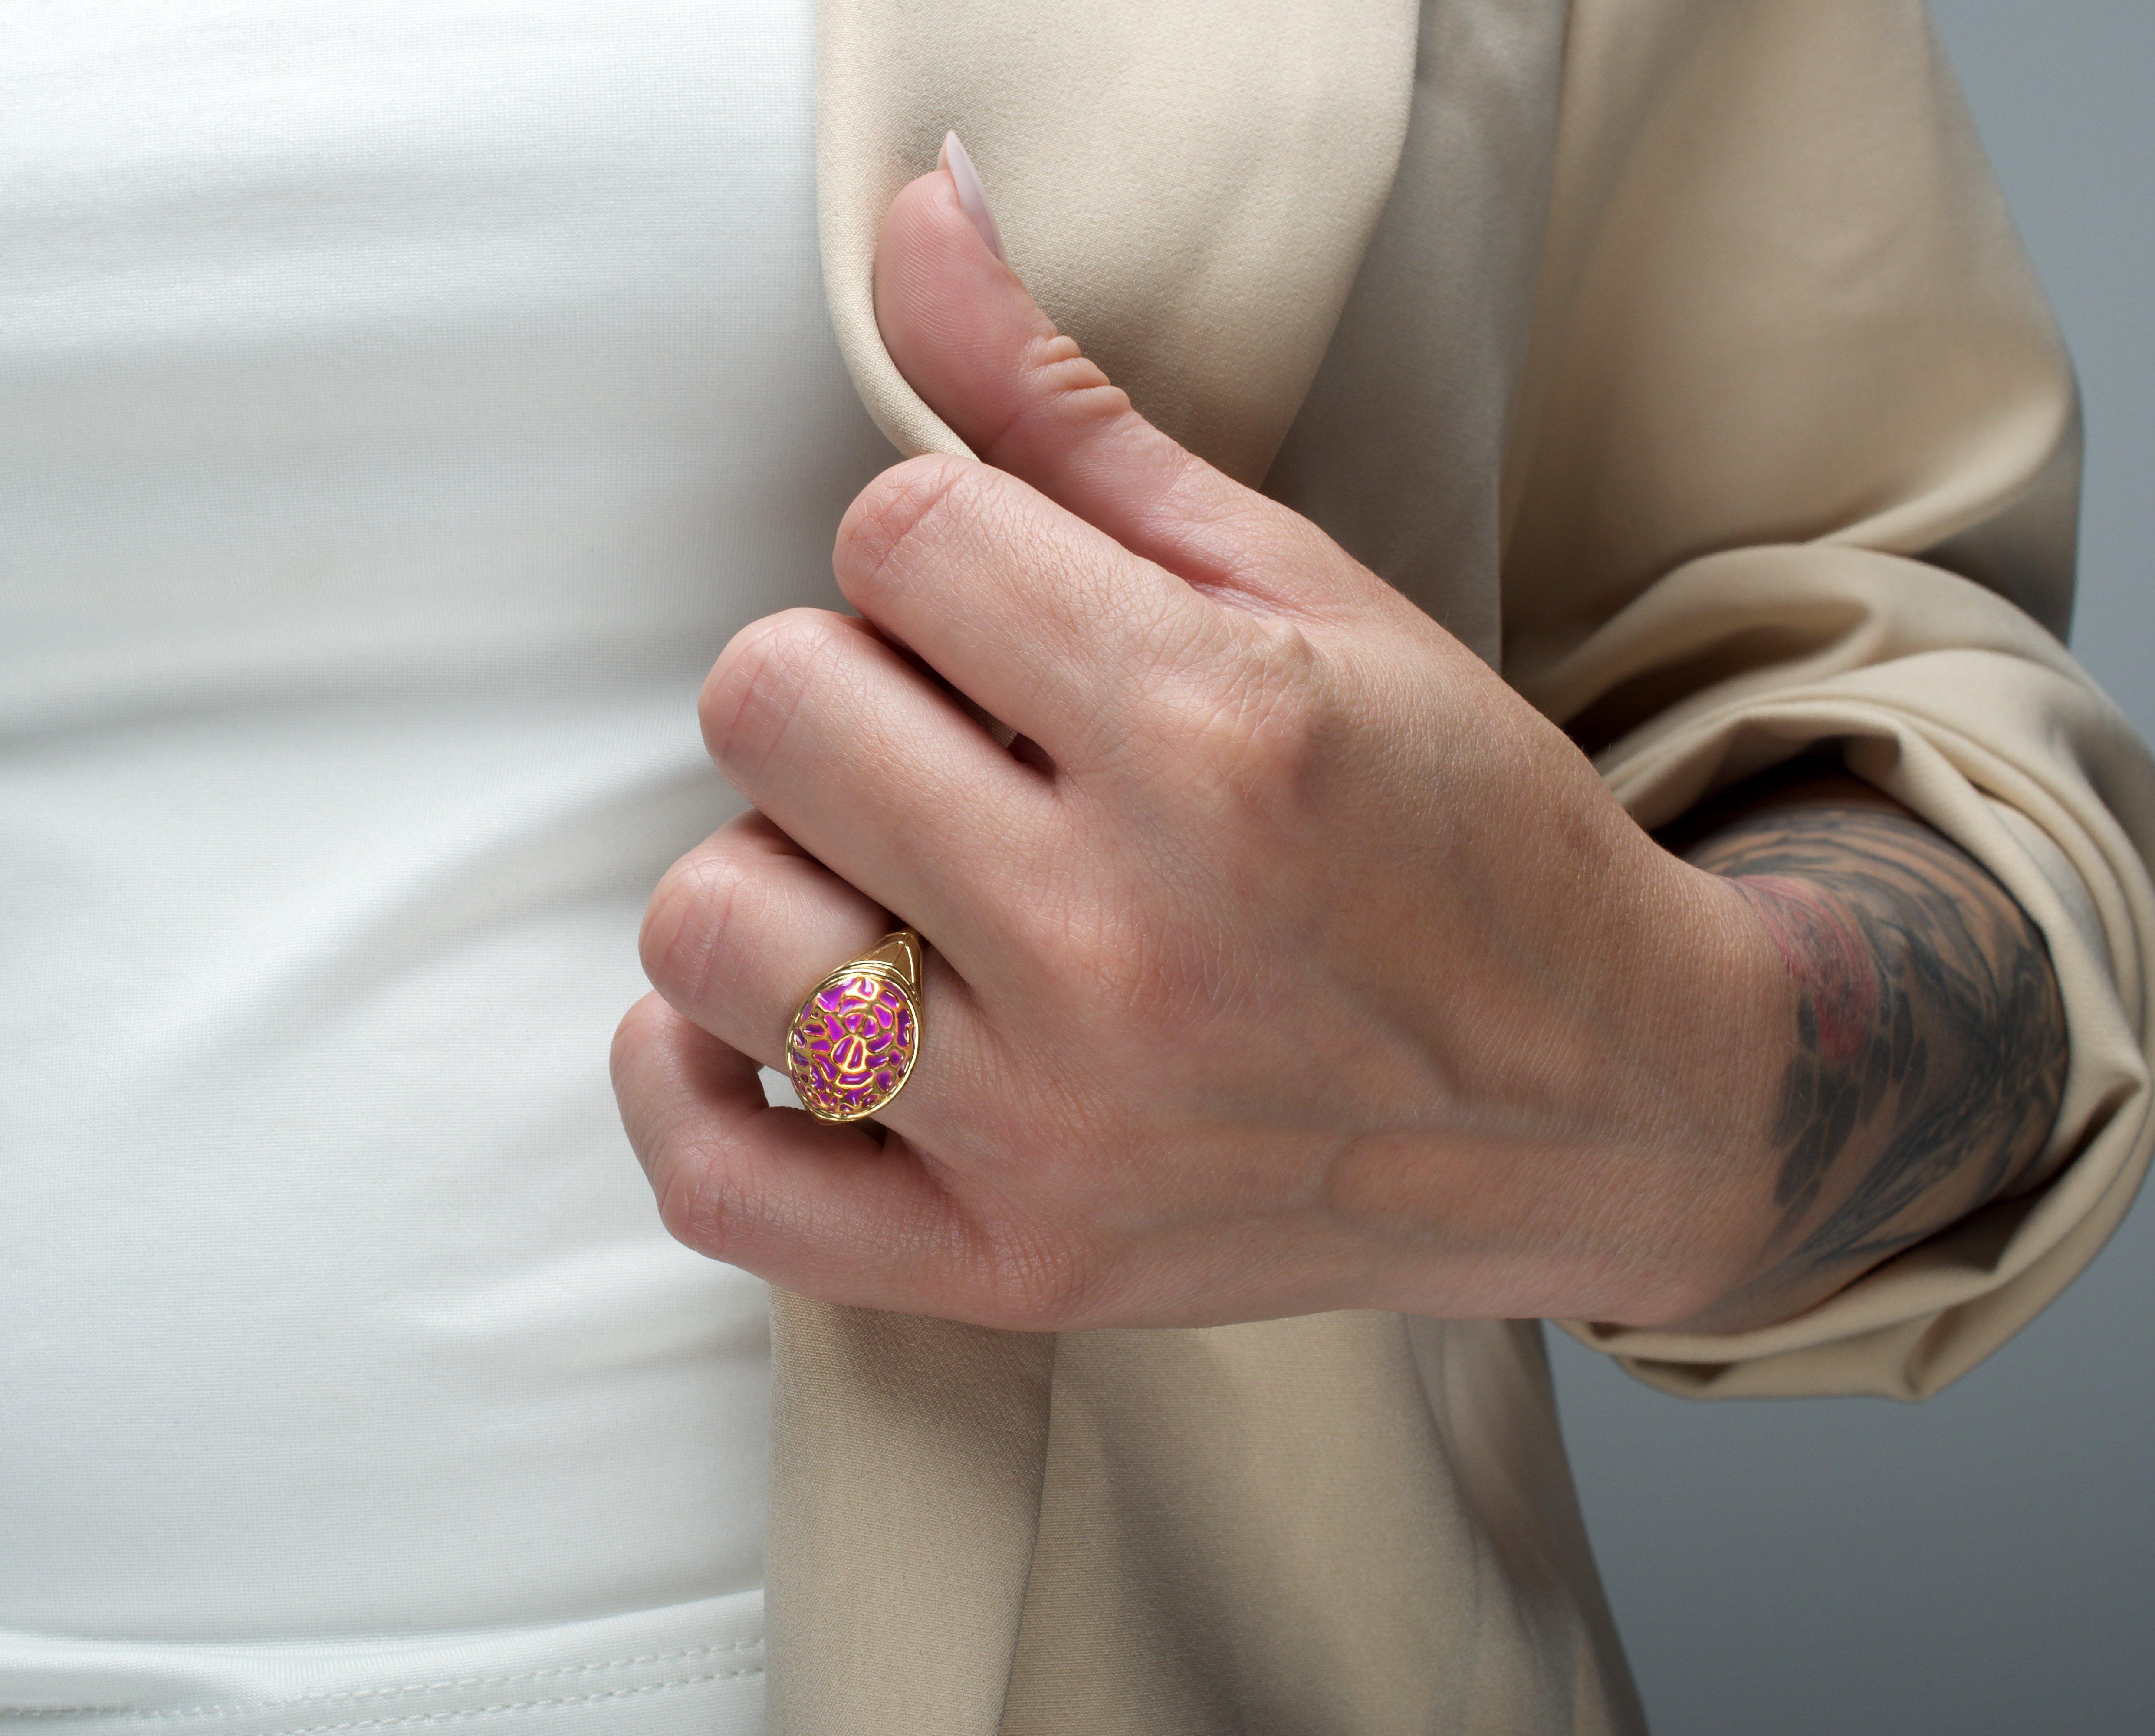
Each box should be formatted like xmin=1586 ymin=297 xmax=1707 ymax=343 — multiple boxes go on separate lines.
xmin=0 ymin=2 xmax=889 ymax=1726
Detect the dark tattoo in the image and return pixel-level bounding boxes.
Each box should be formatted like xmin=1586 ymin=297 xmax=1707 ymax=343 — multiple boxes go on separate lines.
xmin=1683 ymin=776 xmax=2068 ymax=1295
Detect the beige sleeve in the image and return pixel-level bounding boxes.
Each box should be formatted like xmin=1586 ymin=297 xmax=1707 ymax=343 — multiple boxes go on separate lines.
xmin=1499 ymin=0 xmax=2155 ymax=1398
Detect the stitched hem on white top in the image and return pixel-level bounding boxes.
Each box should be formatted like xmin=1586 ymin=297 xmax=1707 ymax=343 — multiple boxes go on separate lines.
xmin=0 ymin=1591 xmax=764 ymax=1736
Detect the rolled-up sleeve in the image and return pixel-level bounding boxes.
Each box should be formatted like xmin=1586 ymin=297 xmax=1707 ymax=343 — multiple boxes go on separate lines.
xmin=1500 ymin=0 xmax=2155 ymax=1397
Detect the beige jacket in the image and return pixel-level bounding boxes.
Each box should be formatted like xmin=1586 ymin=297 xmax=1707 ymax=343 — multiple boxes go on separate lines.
xmin=775 ymin=1 xmax=2155 ymax=1730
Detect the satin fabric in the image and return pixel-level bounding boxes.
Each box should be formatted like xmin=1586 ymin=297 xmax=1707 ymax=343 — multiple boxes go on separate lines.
xmin=774 ymin=1 xmax=2155 ymax=1730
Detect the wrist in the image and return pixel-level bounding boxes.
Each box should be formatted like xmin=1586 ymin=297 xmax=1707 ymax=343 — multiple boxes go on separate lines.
xmin=1380 ymin=830 xmax=1801 ymax=1330
xmin=1682 ymin=862 xmax=1846 ymax=1315
xmin=1574 ymin=847 xmax=1810 ymax=1326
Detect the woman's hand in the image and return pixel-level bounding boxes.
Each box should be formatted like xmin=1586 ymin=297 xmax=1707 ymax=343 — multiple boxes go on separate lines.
xmin=610 ymin=161 xmax=1821 ymax=1332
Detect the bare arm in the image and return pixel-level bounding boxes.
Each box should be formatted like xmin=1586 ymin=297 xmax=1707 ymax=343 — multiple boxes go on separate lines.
xmin=1669 ymin=761 xmax=2069 ymax=1332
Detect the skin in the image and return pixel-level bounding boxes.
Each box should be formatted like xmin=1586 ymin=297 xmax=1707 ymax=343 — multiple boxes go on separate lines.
xmin=610 ymin=165 xmax=2067 ymax=1336
xmin=1664 ymin=762 xmax=2066 ymax=1330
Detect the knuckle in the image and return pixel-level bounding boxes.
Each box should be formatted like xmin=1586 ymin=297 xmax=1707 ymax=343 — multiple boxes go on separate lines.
xmin=995 ymin=335 xmax=1132 ymax=451
xmin=699 ymin=608 xmax=851 ymax=781
xmin=638 ymin=848 xmax=750 ymax=1010
xmin=1235 ymin=671 xmax=1330 ymax=795
xmin=832 ymin=453 xmax=982 ymax=605
xmin=648 ymin=1112 xmax=763 ymax=1268
xmin=608 ymin=993 xmax=669 ymax=1104
xmin=609 ymin=1009 xmax=727 ymax=1263
xmin=651 ymin=1141 xmax=736 ymax=1261
xmin=1156 ymin=620 xmax=1332 ymax=804
xmin=608 ymin=997 xmax=760 ymax=1270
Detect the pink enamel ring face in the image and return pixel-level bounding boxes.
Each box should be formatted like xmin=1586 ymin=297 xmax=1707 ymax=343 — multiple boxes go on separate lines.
xmin=785 ymin=930 xmax=925 ymax=1123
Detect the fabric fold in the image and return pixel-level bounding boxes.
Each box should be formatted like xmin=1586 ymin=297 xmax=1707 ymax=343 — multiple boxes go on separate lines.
xmin=0 ymin=1594 xmax=766 ymax=1736
xmin=765 ymin=1302 xmax=1055 ymax=1736
xmin=773 ymin=0 xmax=2155 ymax=1727
xmin=1499 ymin=0 xmax=2155 ymax=1395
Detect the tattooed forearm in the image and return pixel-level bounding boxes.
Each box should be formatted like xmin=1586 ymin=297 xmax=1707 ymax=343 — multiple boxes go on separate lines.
xmin=1679 ymin=768 xmax=2068 ymax=1316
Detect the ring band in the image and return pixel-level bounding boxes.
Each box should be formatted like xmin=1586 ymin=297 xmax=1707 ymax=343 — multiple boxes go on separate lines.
xmin=785 ymin=928 xmax=926 ymax=1124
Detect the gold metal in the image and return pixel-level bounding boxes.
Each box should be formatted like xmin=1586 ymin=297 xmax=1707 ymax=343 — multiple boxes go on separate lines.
xmin=785 ymin=928 xmax=926 ymax=1124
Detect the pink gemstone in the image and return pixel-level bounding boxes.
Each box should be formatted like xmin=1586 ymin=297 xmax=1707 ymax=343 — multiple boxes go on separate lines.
xmin=788 ymin=973 xmax=919 ymax=1121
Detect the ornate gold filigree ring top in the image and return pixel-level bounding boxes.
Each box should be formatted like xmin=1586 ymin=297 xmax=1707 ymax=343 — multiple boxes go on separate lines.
xmin=784 ymin=929 xmax=925 ymax=1124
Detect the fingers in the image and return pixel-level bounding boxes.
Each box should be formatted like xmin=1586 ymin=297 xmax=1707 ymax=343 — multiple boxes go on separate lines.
xmin=623 ymin=822 xmax=1088 ymax=1322
xmin=832 ymin=453 xmax=1232 ymax=772
xmin=874 ymin=156 xmax=1359 ymax=618
xmin=698 ymin=610 xmax=1055 ymax=970
xmin=639 ymin=809 xmax=884 ymax=1065
xmin=638 ymin=809 xmax=1002 ymax=1141
xmin=611 ymin=992 xmax=985 ymax=1310
xmin=839 ymin=151 xmax=1397 ymax=779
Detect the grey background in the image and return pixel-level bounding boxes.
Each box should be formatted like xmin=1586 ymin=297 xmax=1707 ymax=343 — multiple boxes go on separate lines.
xmin=1544 ymin=4 xmax=2155 ymax=1732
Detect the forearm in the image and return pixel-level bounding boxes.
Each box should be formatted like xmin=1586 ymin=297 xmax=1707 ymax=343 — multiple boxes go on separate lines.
xmin=1668 ymin=760 xmax=2069 ymax=1332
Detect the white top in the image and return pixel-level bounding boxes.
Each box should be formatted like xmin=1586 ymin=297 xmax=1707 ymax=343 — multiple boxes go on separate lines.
xmin=1 ymin=3 xmax=888 ymax=1727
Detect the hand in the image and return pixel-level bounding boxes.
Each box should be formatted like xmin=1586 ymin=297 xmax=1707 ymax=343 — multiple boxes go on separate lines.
xmin=612 ymin=160 xmax=1794 ymax=1331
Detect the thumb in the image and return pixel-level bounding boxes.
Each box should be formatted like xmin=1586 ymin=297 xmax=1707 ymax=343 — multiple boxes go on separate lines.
xmin=874 ymin=133 xmax=1301 ymax=601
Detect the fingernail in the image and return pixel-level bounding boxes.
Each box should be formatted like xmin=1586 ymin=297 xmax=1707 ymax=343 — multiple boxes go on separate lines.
xmin=938 ymin=130 xmax=1007 ymax=264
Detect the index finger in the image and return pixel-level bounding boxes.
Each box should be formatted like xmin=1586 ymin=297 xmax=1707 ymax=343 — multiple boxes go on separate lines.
xmin=834 ymin=451 xmax=1231 ymax=776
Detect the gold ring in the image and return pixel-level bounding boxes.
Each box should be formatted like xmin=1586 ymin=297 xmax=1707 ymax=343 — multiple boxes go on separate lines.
xmin=785 ymin=928 xmax=926 ymax=1124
